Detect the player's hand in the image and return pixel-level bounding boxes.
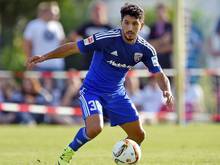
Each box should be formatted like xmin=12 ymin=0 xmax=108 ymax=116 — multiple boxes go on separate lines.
xmin=26 ymin=56 xmax=46 ymax=70
xmin=163 ymin=91 xmax=174 ymax=108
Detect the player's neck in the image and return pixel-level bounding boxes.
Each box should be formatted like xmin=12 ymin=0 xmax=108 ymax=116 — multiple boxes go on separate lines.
xmin=122 ymin=32 xmax=137 ymax=45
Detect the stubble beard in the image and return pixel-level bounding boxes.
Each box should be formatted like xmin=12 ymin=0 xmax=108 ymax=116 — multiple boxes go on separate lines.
xmin=124 ymin=32 xmax=137 ymax=43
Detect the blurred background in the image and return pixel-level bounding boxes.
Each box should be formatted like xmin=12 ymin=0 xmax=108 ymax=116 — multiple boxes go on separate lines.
xmin=0 ymin=0 xmax=220 ymax=125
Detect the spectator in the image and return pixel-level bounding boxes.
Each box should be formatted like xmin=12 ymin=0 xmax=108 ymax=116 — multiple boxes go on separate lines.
xmin=59 ymin=76 xmax=82 ymax=124
xmin=185 ymin=9 xmax=204 ymax=86
xmin=185 ymin=9 xmax=203 ymax=69
xmin=0 ymin=78 xmax=16 ymax=124
xmin=20 ymin=77 xmax=50 ymax=124
xmin=41 ymin=77 xmax=61 ymax=106
xmin=185 ymin=79 xmax=205 ymax=121
xmin=0 ymin=78 xmax=36 ymax=125
xmin=67 ymin=0 xmax=113 ymax=70
xmin=139 ymin=76 xmax=165 ymax=124
xmin=23 ymin=1 xmax=65 ymax=71
xmin=207 ymin=18 xmax=220 ymax=69
xmin=60 ymin=77 xmax=81 ymax=107
xmin=148 ymin=3 xmax=173 ymax=69
xmin=207 ymin=18 xmax=220 ymax=114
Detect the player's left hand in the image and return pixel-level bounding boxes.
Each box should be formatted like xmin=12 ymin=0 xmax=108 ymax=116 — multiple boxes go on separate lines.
xmin=163 ymin=91 xmax=174 ymax=108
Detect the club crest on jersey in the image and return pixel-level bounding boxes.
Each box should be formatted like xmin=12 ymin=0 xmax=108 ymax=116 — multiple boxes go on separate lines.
xmin=84 ymin=36 xmax=94 ymax=45
xmin=134 ymin=53 xmax=143 ymax=62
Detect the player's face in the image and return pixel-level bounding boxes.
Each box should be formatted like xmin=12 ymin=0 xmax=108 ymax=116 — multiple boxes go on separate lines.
xmin=121 ymin=15 xmax=144 ymax=43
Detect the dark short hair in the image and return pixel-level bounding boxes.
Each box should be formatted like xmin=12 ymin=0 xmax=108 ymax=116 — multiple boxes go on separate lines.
xmin=120 ymin=3 xmax=144 ymax=21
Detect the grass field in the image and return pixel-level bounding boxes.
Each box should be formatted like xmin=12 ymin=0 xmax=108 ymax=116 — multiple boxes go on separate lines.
xmin=0 ymin=124 xmax=220 ymax=165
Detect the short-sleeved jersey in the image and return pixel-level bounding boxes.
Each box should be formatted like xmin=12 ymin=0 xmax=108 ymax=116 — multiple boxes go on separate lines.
xmin=77 ymin=28 xmax=161 ymax=94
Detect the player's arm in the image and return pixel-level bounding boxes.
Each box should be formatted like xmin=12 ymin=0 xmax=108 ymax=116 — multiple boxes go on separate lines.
xmin=27 ymin=42 xmax=79 ymax=69
xmin=141 ymin=41 xmax=174 ymax=107
xmin=154 ymin=71 xmax=174 ymax=107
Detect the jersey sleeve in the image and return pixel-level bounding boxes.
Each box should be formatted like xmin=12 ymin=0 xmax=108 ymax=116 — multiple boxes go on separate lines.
xmin=141 ymin=44 xmax=162 ymax=73
xmin=77 ymin=34 xmax=111 ymax=54
xmin=77 ymin=29 xmax=120 ymax=55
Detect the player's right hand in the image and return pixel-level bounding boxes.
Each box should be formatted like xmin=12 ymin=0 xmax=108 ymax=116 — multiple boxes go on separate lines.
xmin=26 ymin=56 xmax=45 ymax=70
xmin=163 ymin=90 xmax=174 ymax=108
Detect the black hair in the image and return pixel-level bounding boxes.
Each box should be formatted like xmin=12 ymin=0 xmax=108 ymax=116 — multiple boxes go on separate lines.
xmin=120 ymin=3 xmax=144 ymax=21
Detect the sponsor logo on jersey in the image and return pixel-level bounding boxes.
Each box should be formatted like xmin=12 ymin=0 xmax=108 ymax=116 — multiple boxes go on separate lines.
xmin=84 ymin=36 xmax=94 ymax=45
xmin=107 ymin=60 xmax=132 ymax=69
xmin=110 ymin=51 xmax=118 ymax=56
xmin=151 ymin=56 xmax=160 ymax=66
xmin=134 ymin=53 xmax=143 ymax=62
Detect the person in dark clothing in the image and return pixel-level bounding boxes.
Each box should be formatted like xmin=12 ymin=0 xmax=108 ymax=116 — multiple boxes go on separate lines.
xmin=66 ymin=1 xmax=113 ymax=70
xmin=148 ymin=3 xmax=173 ymax=68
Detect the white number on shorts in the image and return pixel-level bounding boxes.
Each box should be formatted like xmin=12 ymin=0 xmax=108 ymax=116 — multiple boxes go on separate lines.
xmin=88 ymin=100 xmax=97 ymax=111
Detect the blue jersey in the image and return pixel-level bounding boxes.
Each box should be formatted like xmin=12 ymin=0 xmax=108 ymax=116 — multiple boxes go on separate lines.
xmin=77 ymin=28 xmax=161 ymax=94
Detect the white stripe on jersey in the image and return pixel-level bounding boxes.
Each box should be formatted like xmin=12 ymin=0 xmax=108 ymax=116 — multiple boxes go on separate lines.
xmin=137 ymin=36 xmax=157 ymax=56
xmin=79 ymin=96 xmax=88 ymax=117
xmin=95 ymin=29 xmax=120 ymax=38
xmin=96 ymin=34 xmax=121 ymax=40
xmin=81 ymin=95 xmax=91 ymax=116
xmin=95 ymin=29 xmax=121 ymax=40
xmin=79 ymin=96 xmax=90 ymax=117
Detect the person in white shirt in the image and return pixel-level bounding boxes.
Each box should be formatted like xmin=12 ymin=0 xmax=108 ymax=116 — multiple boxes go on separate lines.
xmin=139 ymin=76 xmax=165 ymax=124
xmin=23 ymin=1 xmax=65 ymax=71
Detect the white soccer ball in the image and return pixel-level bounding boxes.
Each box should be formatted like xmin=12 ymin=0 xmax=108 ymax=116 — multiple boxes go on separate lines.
xmin=112 ymin=139 xmax=141 ymax=165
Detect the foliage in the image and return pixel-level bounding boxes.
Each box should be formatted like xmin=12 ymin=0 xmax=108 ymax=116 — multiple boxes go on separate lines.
xmin=144 ymin=8 xmax=156 ymax=26
xmin=144 ymin=6 xmax=174 ymax=27
xmin=0 ymin=42 xmax=25 ymax=71
xmin=0 ymin=21 xmax=26 ymax=71
xmin=59 ymin=0 xmax=91 ymax=34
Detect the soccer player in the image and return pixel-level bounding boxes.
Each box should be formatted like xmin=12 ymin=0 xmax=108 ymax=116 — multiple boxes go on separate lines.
xmin=27 ymin=3 xmax=174 ymax=165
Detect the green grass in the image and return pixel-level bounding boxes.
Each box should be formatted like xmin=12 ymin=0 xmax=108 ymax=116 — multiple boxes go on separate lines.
xmin=0 ymin=124 xmax=220 ymax=165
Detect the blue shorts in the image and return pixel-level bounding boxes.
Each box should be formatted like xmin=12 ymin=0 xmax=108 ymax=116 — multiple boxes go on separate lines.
xmin=78 ymin=87 xmax=139 ymax=126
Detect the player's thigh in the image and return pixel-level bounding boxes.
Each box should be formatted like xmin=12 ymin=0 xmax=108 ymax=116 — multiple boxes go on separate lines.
xmin=79 ymin=89 xmax=103 ymax=119
xmin=79 ymin=89 xmax=104 ymax=131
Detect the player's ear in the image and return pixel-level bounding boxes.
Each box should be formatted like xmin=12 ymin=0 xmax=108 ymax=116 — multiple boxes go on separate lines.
xmin=120 ymin=18 xmax=123 ymax=25
xmin=140 ymin=22 xmax=144 ymax=30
